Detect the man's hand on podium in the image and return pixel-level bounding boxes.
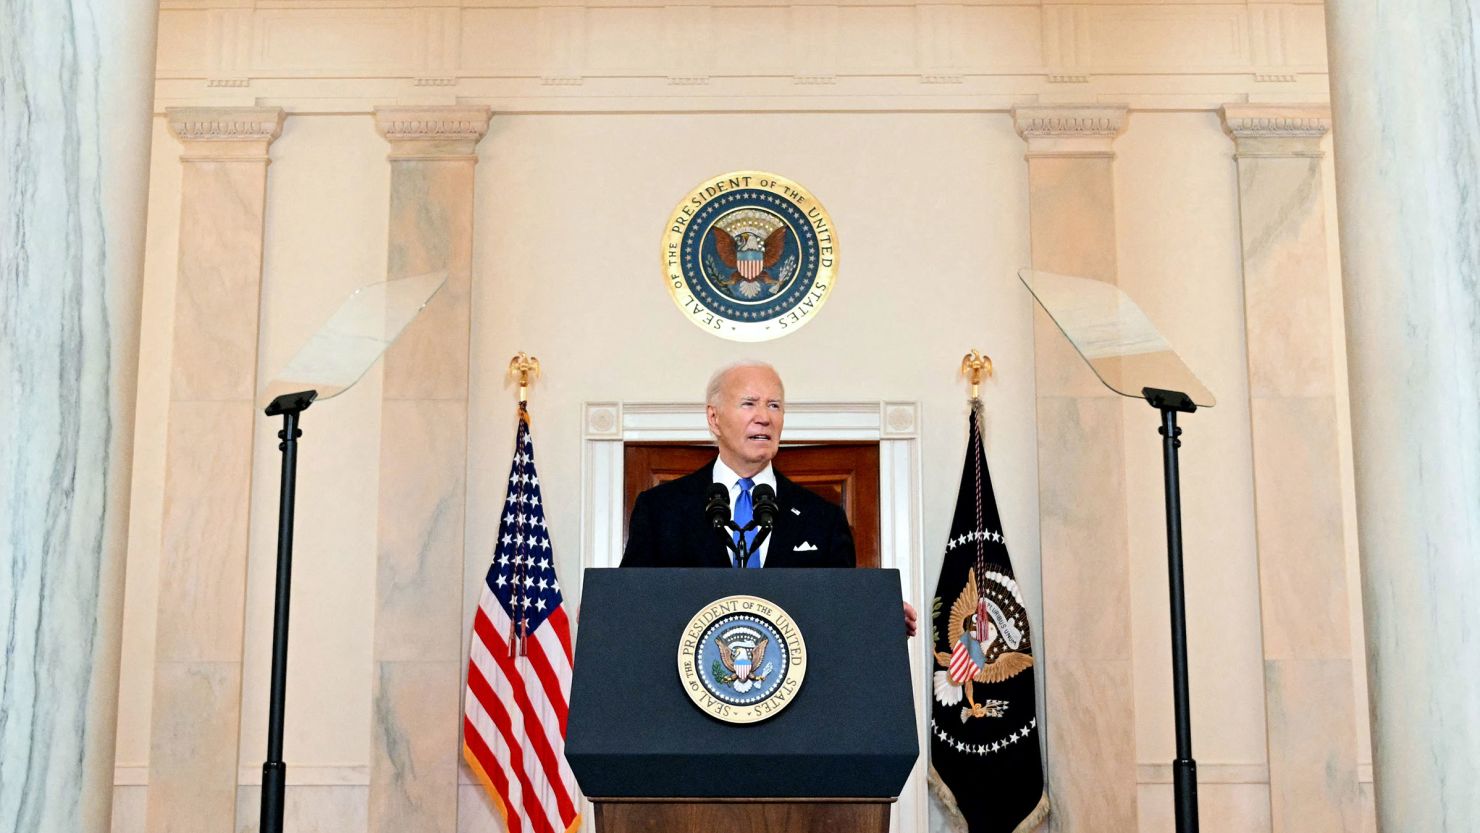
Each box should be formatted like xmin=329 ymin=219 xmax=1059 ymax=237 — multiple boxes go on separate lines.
xmin=903 ymin=602 xmax=917 ymax=638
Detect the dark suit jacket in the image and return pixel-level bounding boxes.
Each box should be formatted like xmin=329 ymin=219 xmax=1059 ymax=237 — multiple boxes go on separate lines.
xmin=620 ymin=461 xmax=856 ymax=568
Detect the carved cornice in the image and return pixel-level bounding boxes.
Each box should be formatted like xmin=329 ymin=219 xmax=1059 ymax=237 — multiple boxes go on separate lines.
xmin=1012 ymin=105 xmax=1129 ymax=157
xmin=1220 ymin=104 xmax=1330 ymax=157
xmin=1221 ymin=104 xmax=1330 ymax=138
xmin=167 ymin=107 xmax=283 ymax=142
xmin=166 ymin=107 xmax=284 ymax=160
xmin=374 ymin=107 xmax=491 ymax=142
xmin=374 ymin=106 xmax=492 ymax=159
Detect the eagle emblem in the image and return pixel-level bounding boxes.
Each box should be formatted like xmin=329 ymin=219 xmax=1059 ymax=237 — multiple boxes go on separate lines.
xmin=933 ymin=571 xmax=1034 ymax=722
xmin=715 ymin=634 xmax=770 ymax=692
xmin=711 ymin=225 xmax=788 ymax=298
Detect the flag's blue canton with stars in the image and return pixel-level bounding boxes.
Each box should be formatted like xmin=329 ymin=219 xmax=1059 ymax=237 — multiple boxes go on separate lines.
xmin=490 ymin=411 xmax=562 ymax=636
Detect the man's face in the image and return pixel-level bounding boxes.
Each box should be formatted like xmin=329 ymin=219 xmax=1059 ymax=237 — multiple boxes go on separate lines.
xmin=707 ymin=366 xmax=785 ymax=476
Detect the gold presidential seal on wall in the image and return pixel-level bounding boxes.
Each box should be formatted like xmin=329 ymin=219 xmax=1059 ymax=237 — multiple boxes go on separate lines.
xmin=677 ymin=595 xmax=807 ymax=724
xmin=662 ymin=171 xmax=838 ymax=342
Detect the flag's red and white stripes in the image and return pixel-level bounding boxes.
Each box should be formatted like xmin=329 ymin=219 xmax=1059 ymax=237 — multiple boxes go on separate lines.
xmin=948 ymin=641 xmax=978 ymax=685
xmin=463 ymin=583 xmax=580 ymax=833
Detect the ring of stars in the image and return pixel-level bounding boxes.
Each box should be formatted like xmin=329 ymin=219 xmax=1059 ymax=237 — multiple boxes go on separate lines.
xmin=681 ymin=189 xmax=820 ymax=322
xmin=694 ymin=614 xmax=791 ymax=706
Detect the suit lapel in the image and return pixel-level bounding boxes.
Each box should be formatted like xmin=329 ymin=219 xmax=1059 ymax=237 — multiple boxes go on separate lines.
xmin=764 ymin=475 xmax=802 ymax=568
xmin=679 ymin=462 xmax=733 ymax=568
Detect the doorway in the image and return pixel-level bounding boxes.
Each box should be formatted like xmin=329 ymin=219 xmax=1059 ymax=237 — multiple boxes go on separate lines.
xmin=621 ymin=442 xmax=881 ymax=567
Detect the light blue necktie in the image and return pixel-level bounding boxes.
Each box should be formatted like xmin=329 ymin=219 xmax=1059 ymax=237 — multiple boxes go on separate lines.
xmin=733 ymin=477 xmax=760 ymax=568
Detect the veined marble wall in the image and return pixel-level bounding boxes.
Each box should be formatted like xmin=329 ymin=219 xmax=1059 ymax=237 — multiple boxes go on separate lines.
xmin=2 ymin=2 xmax=157 ymax=831
xmin=1324 ymin=0 xmax=1480 ymax=829
xmin=106 ymin=3 xmax=1378 ymax=833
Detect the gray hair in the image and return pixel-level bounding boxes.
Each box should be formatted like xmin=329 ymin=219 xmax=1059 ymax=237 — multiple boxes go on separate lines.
xmin=705 ymin=360 xmax=784 ymax=406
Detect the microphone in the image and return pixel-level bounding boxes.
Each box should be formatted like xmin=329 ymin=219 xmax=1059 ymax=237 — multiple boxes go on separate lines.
xmin=704 ymin=483 xmax=731 ymax=529
xmin=751 ymin=483 xmax=778 ymax=529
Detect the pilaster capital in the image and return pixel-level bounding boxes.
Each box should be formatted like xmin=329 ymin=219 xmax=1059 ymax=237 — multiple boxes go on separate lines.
xmin=1012 ymin=105 xmax=1128 ymax=157
xmin=374 ymin=106 xmax=493 ymax=161
xmin=166 ymin=107 xmax=285 ymax=162
xmin=1220 ymin=104 xmax=1330 ymax=158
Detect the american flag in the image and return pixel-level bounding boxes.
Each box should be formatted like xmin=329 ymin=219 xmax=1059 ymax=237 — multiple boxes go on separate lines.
xmin=463 ymin=405 xmax=581 ymax=833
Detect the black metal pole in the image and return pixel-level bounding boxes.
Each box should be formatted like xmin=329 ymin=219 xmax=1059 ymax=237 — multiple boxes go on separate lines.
xmin=260 ymin=390 xmax=316 ymax=833
xmin=1145 ymin=387 xmax=1199 ymax=833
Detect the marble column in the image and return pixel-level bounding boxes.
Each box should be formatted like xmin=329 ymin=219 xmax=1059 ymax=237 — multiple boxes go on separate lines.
xmin=1 ymin=2 xmax=158 ymax=830
xmin=1323 ymin=3 xmax=1480 ymax=830
xmin=1221 ymin=104 xmax=1362 ymax=832
xmin=145 ymin=107 xmax=284 ymax=832
xmin=1012 ymin=105 xmax=1138 ymax=833
xmin=369 ymin=105 xmax=491 ymax=833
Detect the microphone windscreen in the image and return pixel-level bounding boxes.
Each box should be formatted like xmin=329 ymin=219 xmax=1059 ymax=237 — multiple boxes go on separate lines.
xmin=751 ymin=483 xmax=778 ymax=526
xmin=704 ymin=483 xmax=731 ymax=528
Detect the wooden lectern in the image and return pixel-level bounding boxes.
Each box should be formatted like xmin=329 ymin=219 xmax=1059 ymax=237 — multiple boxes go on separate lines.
xmin=567 ymin=568 xmax=918 ymax=833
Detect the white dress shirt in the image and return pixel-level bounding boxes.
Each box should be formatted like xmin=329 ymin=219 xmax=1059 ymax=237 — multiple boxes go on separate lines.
xmin=712 ymin=458 xmax=777 ymax=567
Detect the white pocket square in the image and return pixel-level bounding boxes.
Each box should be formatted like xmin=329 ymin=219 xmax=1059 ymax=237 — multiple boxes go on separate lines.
xmin=793 ymin=541 xmax=818 ymax=552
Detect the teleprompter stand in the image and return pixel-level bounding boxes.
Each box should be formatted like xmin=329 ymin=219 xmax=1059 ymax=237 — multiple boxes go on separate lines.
xmin=251 ymin=271 xmax=447 ymax=833
xmin=1020 ymin=269 xmax=1217 ymax=833
xmin=1144 ymin=386 xmax=1200 ymax=833
xmin=259 ymin=390 xmax=317 ymax=833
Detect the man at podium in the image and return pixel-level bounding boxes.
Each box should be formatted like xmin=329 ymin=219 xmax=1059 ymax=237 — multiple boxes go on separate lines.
xmin=621 ymin=361 xmax=856 ymax=569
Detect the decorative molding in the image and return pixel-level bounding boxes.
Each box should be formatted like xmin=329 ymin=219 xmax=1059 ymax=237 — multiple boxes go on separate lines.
xmin=374 ymin=106 xmax=490 ymax=141
xmin=166 ymin=106 xmax=284 ymax=142
xmin=114 ymin=765 xmax=372 ymax=787
xmin=584 ymin=403 xmax=620 ymax=439
xmin=1012 ymin=104 xmax=1129 ymax=157
xmin=166 ymin=106 xmax=285 ymax=160
xmin=1221 ymin=104 xmax=1330 ymax=138
xmin=153 ymin=2 xmax=1336 ymax=113
xmin=373 ymin=105 xmax=492 ymax=159
xmin=1136 ymin=762 xmax=1375 ymax=786
xmin=1220 ymin=103 xmax=1330 ymax=157
xmin=413 ymin=77 xmax=457 ymax=87
xmin=882 ymin=403 xmax=918 ymax=438
xmin=667 ymin=75 xmax=709 ymax=87
xmin=205 ymin=77 xmax=250 ymax=87
xmin=1014 ymin=106 xmax=1127 ymax=138
xmin=120 ymin=760 xmax=1382 ymax=789
xmin=1138 ymin=763 xmax=1268 ymax=785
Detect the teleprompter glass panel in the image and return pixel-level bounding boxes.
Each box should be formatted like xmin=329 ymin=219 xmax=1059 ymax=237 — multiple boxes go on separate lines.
xmin=260 ymin=271 xmax=447 ymax=407
xmin=1019 ymin=269 xmax=1214 ymax=408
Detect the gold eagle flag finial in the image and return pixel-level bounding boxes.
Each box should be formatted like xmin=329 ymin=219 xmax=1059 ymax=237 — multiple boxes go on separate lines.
xmin=960 ymin=350 xmax=993 ymax=401
xmin=508 ymin=353 xmax=541 ymax=405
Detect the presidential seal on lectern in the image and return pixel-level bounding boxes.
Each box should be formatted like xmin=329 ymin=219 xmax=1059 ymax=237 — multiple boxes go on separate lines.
xmin=662 ymin=171 xmax=838 ymax=342
xmin=677 ymin=594 xmax=807 ymax=724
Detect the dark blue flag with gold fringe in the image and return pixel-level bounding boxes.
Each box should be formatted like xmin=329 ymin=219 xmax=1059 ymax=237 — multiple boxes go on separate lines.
xmin=928 ymin=404 xmax=1048 ymax=832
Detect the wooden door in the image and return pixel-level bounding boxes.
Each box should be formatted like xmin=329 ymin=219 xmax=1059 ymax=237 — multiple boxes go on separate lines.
xmin=623 ymin=443 xmax=881 ymax=567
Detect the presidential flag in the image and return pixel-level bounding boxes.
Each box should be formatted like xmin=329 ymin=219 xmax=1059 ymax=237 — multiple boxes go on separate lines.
xmin=463 ymin=405 xmax=581 ymax=833
xmin=928 ymin=404 xmax=1048 ymax=833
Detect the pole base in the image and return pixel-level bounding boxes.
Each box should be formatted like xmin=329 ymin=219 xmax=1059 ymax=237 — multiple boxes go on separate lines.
xmin=261 ymin=761 xmax=287 ymax=833
xmin=1173 ymin=758 xmax=1199 ymax=833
